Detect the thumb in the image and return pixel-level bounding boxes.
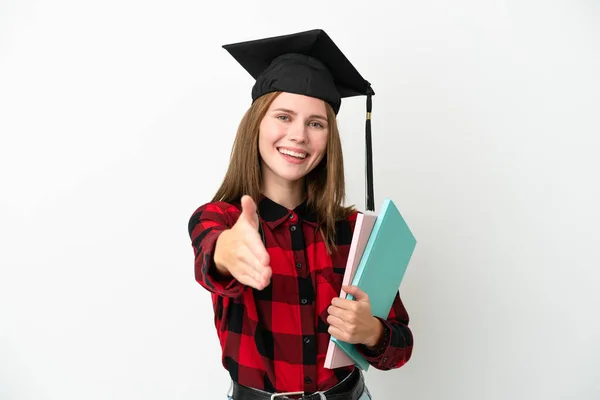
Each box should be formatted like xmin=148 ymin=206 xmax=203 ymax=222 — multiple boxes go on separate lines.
xmin=342 ymin=285 xmax=369 ymax=302
xmin=240 ymin=195 xmax=259 ymax=229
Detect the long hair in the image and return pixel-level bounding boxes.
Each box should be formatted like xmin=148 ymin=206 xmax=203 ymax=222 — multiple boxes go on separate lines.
xmin=212 ymin=91 xmax=355 ymax=253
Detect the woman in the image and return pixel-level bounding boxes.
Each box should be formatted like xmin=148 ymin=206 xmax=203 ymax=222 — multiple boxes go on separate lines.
xmin=188 ymin=29 xmax=413 ymax=400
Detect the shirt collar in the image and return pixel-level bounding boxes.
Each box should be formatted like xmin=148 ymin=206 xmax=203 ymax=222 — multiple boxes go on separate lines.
xmin=258 ymin=194 xmax=318 ymax=229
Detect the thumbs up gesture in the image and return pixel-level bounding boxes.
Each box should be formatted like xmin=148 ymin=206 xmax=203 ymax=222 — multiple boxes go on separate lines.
xmin=214 ymin=195 xmax=272 ymax=290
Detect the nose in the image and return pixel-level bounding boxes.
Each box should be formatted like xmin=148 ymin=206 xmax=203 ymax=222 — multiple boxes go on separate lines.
xmin=288 ymin=121 xmax=308 ymax=144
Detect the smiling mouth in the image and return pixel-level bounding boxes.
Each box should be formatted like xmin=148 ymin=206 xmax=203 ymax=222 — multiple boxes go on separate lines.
xmin=278 ymin=148 xmax=308 ymax=159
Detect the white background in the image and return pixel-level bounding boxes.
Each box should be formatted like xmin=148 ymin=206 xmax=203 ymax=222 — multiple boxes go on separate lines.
xmin=1 ymin=0 xmax=599 ymax=399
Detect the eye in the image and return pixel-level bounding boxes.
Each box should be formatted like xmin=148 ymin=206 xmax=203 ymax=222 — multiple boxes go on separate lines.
xmin=277 ymin=114 xmax=290 ymax=122
xmin=309 ymin=121 xmax=325 ymax=129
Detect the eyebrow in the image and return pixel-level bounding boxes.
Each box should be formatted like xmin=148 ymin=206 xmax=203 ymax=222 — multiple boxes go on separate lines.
xmin=272 ymin=108 xmax=328 ymax=122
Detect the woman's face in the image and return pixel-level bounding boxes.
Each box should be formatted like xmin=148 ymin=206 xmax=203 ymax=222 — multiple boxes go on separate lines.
xmin=258 ymin=92 xmax=329 ymax=187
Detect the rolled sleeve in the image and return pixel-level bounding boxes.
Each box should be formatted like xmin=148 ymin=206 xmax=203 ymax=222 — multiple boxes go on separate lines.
xmin=188 ymin=202 xmax=245 ymax=298
xmin=357 ymin=293 xmax=413 ymax=370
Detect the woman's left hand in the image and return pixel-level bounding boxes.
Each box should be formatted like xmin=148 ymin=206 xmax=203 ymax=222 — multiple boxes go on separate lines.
xmin=327 ymin=285 xmax=383 ymax=347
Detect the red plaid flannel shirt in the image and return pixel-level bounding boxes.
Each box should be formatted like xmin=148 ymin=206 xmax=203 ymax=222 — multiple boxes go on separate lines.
xmin=188 ymin=196 xmax=413 ymax=393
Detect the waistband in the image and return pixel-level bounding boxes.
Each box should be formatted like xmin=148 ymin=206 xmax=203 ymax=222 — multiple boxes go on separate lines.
xmin=231 ymin=368 xmax=364 ymax=400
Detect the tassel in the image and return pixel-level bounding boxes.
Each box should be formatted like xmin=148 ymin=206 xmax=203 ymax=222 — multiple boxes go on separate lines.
xmin=365 ymin=87 xmax=375 ymax=212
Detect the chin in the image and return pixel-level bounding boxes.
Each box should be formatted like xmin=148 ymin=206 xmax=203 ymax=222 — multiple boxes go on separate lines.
xmin=276 ymin=171 xmax=307 ymax=183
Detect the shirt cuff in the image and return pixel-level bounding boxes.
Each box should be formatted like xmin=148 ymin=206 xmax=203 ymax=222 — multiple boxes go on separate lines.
xmin=198 ymin=230 xmax=245 ymax=298
xmin=356 ymin=317 xmax=394 ymax=367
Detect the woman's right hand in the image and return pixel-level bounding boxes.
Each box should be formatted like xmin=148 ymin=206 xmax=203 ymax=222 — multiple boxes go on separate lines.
xmin=213 ymin=195 xmax=272 ymax=290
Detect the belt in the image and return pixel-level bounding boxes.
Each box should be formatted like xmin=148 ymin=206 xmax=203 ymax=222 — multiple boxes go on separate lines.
xmin=231 ymin=368 xmax=364 ymax=400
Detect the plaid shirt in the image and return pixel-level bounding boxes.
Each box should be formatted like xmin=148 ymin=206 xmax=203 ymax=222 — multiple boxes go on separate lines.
xmin=188 ymin=196 xmax=413 ymax=393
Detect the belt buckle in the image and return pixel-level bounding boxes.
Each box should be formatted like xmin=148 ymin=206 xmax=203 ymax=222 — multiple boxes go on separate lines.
xmin=270 ymin=391 xmax=304 ymax=400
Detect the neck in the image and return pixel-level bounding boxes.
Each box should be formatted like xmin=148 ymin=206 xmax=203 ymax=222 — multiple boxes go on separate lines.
xmin=260 ymin=175 xmax=306 ymax=210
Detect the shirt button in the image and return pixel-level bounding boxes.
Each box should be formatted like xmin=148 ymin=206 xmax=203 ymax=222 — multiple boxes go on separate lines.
xmin=301 ymin=298 xmax=308 ymax=304
xmin=383 ymin=356 xmax=388 ymax=363
xmin=289 ymin=213 xmax=295 ymax=219
xmin=296 ymin=262 xmax=302 ymax=269
xmin=290 ymin=225 xmax=297 ymax=231
xmin=304 ymin=377 xmax=312 ymax=384
xmin=303 ymin=336 xmax=310 ymax=344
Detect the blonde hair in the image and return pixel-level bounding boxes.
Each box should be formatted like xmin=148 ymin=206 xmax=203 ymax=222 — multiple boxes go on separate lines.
xmin=212 ymin=91 xmax=355 ymax=253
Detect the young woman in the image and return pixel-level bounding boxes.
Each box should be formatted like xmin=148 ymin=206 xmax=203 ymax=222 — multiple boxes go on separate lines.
xmin=188 ymin=29 xmax=413 ymax=400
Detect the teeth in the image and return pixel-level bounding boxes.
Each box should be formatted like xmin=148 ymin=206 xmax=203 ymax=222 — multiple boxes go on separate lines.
xmin=278 ymin=148 xmax=307 ymax=159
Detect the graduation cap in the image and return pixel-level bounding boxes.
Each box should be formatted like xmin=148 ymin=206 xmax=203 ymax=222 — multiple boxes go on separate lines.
xmin=223 ymin=29 xmax=376 ymax=211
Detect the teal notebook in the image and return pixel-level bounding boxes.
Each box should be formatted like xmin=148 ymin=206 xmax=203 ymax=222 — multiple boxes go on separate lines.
xmin=330 ymin=198 xmax=417 ymax=370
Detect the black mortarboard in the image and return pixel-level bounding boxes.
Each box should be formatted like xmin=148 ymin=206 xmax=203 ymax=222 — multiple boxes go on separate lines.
xmin=223 ymin=29 xmax=376 ymax=211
